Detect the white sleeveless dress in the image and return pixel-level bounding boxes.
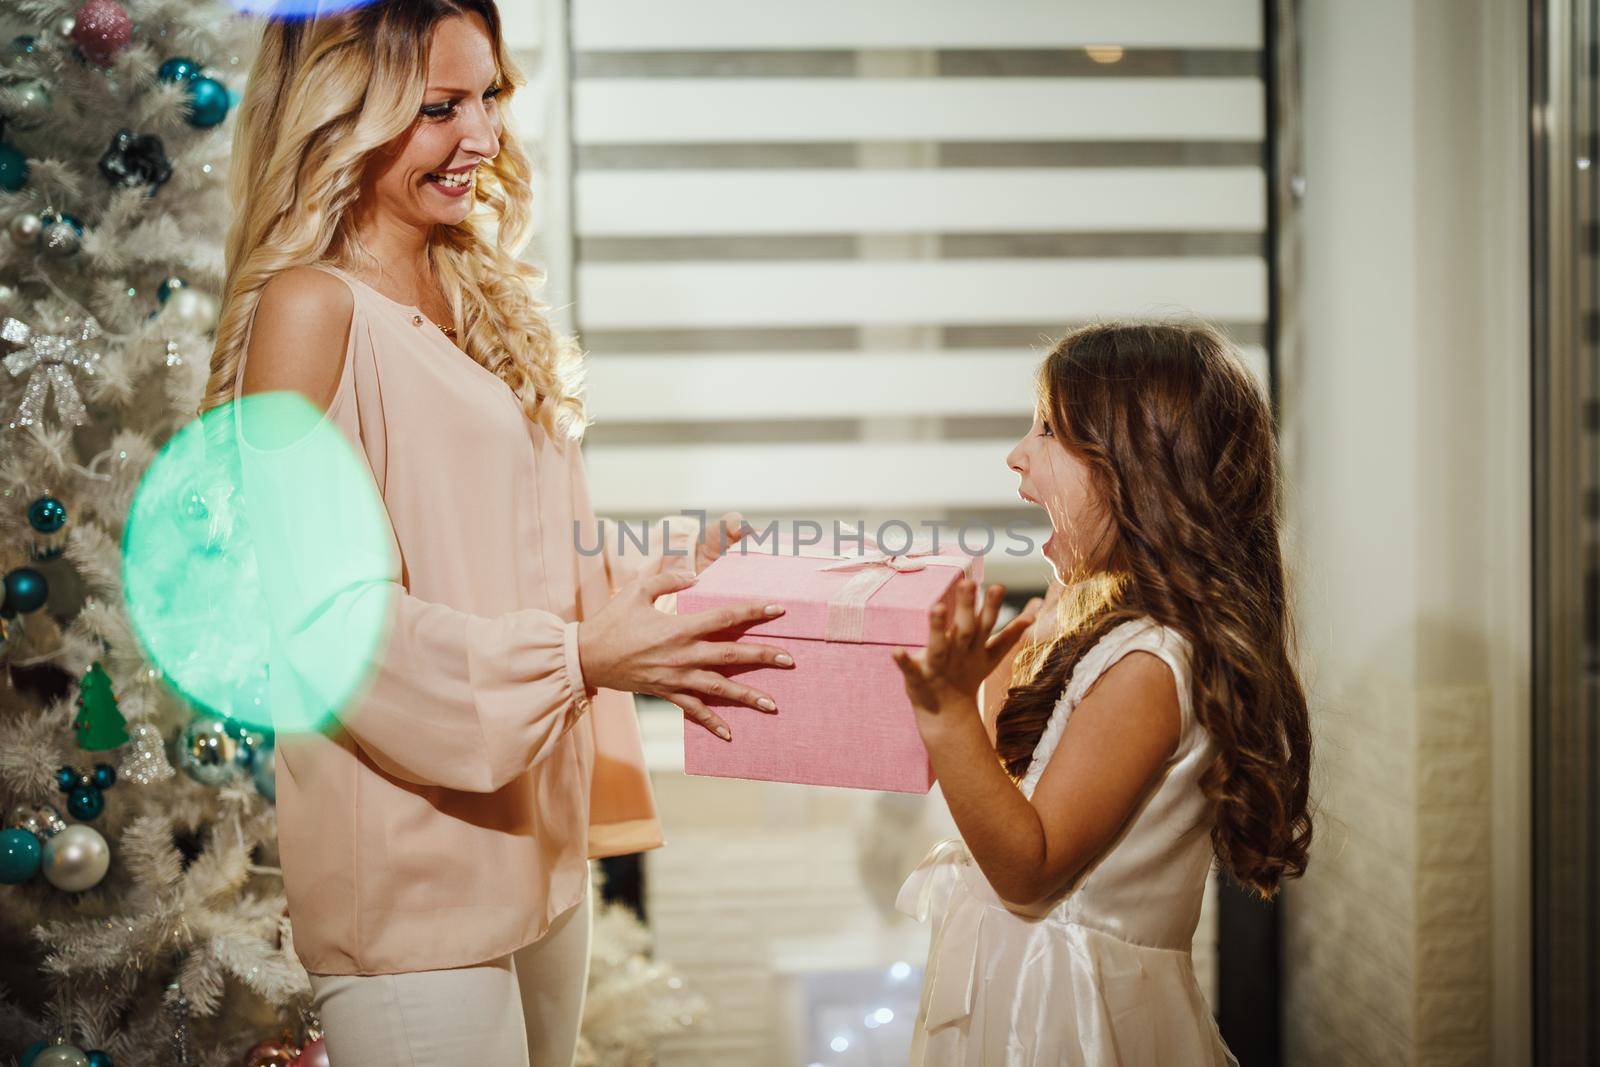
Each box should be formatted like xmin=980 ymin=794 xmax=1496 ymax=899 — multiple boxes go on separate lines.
xmin=896 ymin=617 xmax=1237 ymax=1066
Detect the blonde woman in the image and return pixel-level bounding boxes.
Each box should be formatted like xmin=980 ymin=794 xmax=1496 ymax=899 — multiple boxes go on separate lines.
xmin=197 ymin=2 xmax=795 ymax=1063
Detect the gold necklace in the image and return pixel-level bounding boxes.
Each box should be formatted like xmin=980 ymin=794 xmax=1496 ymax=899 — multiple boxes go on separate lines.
xmin=410 ymin=311 xmax=457 ymax=340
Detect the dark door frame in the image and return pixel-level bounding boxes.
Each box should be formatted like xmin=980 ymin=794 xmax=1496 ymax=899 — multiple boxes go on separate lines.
xmin=1531 ymin=1 xmax=1600 ymax=1063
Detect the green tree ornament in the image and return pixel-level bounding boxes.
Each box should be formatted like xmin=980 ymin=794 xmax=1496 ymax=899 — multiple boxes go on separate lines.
xmin=74 ymin=661 xmax=129 ymax=750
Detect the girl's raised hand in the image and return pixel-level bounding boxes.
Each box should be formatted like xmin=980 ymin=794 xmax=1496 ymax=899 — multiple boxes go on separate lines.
xmin=892 ymin=577 xmax=1042 ymax=720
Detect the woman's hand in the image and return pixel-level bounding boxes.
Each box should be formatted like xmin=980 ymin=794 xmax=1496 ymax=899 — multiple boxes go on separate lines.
xmin=892 ymin=577 xmax=1041 ymax=726
xmin=577 ymin=561 xmax=795 ymax=741
xmin=691 ymin=510 xmax=747 ymax=574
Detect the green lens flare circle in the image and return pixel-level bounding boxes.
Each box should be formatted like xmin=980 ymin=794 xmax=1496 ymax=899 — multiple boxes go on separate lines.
xmin=122 ymin=392 xmax=393 ymax=737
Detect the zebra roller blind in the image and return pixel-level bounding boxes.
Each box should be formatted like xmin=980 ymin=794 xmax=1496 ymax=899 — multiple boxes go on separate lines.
xmin=522 ymin=1 xmax=1269 ymax=588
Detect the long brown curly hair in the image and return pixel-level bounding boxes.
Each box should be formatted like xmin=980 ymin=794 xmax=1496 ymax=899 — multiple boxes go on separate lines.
xmin=995 ymin=321 xmax=1312 ymax=898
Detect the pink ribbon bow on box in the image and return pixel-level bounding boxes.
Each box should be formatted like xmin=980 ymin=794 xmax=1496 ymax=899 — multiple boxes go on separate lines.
xmin=815 ymin=536 xmax=979 ymax=642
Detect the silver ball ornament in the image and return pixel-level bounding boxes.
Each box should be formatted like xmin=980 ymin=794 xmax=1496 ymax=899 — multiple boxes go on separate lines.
xmin=9 ymin=211 xmax=41 ymax=247
xmin=6 ymin=804 xmax=40 ymax=835
xmin=40 ymin=823 xmax=110 ymax=892
xmin=163 ymin=287 xmax=218 ymax=333
xmin=5 ymin=78 xmax=52 ymax=130
xmin=0 ymin=282 xmax=17 ymax=303
xmin=7 ymin=802 xmax=66 ymax=839
xmin=40 ymin=215 xmax=81 ymax=257
xmin=176 ymin=715 xmax=240 ymax=785
xmin=33 ymin=1046 xmax=90 ymax=1067
xmin=55 ymin=16 xmax=76 ymax=41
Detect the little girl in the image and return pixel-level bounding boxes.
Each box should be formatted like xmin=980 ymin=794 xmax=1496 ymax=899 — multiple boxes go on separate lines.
xmin=891 ymin=321 xmax=1312 ymax=1066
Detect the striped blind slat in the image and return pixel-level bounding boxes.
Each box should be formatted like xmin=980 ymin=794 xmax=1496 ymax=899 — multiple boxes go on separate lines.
xmin=571 ymin=0 xmax=1262 ymax=51
xmin=574 ymin=78 xmax=1265 ymax=144
xmin=583 ymin=347 xmax=1269 ymax=423
xmin=586 ymin=440 xmax=1039 ymax=514
xmin=576 ymin=258 xmax=1267 ymax=330
xmin=575 ymin=167 xmax=1268 ymax=235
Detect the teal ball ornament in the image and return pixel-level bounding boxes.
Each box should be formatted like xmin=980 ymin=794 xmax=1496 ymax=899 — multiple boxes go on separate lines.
xmin=11 ymin=35 xmax=36 ymax=54
xmin=3 ymin=566 xmax=48 ymax=616
xmin=28 ymin=496 xmax=67 ymax=534
xmin=0 ymin=827 xmax=42 ymax=883
xmin=184 ymin=76 xmax=229 ymax=128
xmin=157 ymin=276 xmax=185 ymax=305
xmin=251 ymin=736 xmax=276 ymax=802
xmin=85 ymin=1051 xmax=113 ymax=1067
xmin=27 ymin=495 xmax=68 ymax=560
xmin=66 ymin=785 xmax=103 ymax=821
xmin=0 ymin=142 xmax=28 ymax=192
xmin=157 ymin=56 xmax=201 ymax=83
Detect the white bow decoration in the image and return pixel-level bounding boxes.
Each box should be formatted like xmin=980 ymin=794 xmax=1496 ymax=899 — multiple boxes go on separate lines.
xmin=2 ymin=314 xmax=104 ymax=429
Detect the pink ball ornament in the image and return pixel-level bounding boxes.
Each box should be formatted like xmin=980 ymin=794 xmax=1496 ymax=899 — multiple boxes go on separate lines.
xmin=292 ymin=1037 xmax=328 ymax=1067
xmin=70 ymin=0 xmax=133 ymax=66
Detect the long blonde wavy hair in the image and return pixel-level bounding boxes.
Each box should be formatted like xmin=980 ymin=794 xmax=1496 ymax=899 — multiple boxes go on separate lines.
xmin=197 ymin=0 xmax=586 ymax=443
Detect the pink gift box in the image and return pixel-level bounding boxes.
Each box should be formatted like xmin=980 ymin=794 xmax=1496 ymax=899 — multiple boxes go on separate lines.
xmin=674 ymin=539 xmax=983 ymax=793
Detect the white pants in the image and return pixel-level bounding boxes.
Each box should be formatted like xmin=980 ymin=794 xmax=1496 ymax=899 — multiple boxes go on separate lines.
xmin=307 ymin=891 xmax=592 ymax=1066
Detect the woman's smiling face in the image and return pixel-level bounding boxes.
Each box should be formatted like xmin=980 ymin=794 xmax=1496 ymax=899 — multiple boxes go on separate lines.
xmin=363 ymin=11 xmax=503 ymax=229
xmin=1006 ymin=406 xmax=1116 ymax=583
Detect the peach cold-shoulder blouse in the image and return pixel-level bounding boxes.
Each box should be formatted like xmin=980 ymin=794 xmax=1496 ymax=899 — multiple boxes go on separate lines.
xmin=231 ymin=262 xmax=666 ymax=976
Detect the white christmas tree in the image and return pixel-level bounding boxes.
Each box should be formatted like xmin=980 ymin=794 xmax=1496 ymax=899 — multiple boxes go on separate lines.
xmin=0 ymin=3 xmax=702 ymax=1065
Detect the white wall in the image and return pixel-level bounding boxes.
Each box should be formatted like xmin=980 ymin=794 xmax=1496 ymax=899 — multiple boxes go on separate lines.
xmin=1282 ymin=1 xmax=1530 ymax=1063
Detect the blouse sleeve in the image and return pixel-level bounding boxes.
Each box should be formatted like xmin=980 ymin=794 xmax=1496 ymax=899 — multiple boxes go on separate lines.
xmin=235 ymin=401 xmax=591 ymax=795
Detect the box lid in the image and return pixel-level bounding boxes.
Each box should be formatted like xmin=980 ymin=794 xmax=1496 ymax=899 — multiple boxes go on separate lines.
xmin=674 ymin=545 xmax=984 ymax=647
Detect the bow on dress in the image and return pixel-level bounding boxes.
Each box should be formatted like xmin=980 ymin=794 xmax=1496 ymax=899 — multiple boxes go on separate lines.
xmin=895 ymin=838 xmax=995 ymax=1032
